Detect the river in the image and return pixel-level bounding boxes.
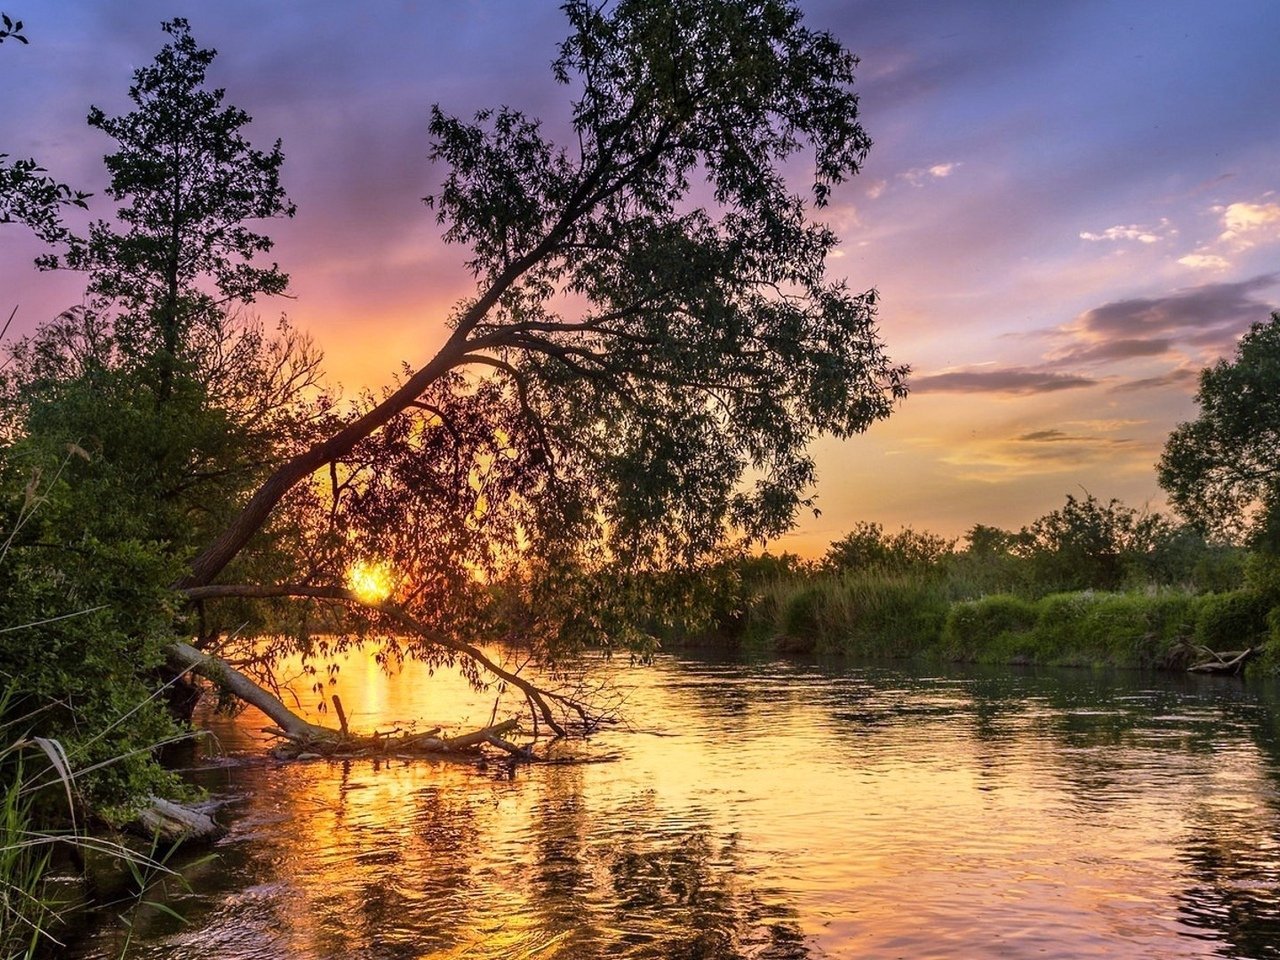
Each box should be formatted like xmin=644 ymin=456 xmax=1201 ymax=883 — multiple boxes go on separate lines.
xmin=64 ymin=651 xmax=1280 ymax=959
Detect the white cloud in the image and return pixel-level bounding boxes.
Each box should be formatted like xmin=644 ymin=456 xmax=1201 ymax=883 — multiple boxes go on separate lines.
xmin=866 ymin=179 xmax=888 ymax=200
xmin=1079 ymin=218 xmax=1175 ymax=244
xmin=1217 ymin=200 xmax=1280 ymax=248
xmin=901 ymin=162 xmax=961 ymax=186
xmin=1177 ymin=252 xmax=1230 ymax=271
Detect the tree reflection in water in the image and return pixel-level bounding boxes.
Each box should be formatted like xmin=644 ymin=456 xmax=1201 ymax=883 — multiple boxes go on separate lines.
xmin=58 ymin=654 xmax=1280 ymax=959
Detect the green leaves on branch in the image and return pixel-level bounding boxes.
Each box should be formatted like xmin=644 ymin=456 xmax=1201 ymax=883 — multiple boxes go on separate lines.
xmin=0 ymin=155 xmax=90 ymax=244
xmin=420 ymin=0 xmax=905 ymax=571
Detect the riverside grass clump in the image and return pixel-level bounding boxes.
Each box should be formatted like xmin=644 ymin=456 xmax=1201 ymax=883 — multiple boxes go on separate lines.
xmin=0 ymin=696 xmax=196 ymax=960
xmin=744 ymin=571 xmax=951 ymax=657
xmin=948 ymin=591 xmax=1203 ymax=667
xmin=712 ymin=505 xmax=1280 ymax=671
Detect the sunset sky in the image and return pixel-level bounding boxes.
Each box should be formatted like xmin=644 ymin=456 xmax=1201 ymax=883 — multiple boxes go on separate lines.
xmin=3 ymin=1 xmax=1278 ymax=555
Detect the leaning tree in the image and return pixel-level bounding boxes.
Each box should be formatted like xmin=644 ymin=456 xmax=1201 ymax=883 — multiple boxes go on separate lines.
xmin=167 ymin=0 xmax=909 ymax=743
xmin=10 ymin=0 xmax=908 ymax=757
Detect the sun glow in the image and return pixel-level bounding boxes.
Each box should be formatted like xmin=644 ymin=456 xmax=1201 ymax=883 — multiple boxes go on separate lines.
xmin=345 ymin=560 xmax=396 ymax=604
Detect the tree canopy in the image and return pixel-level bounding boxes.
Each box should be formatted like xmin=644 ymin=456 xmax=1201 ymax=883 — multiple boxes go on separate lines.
xmin=1159 ymin=312 xmax=1280 ymax=550
xmin=187 ymin=0 xmax=906 ymax=597
xmin=4 ymin=0 xmax=907 ymax=786
xmin=0 ymin=17 xmax=316 ymax=804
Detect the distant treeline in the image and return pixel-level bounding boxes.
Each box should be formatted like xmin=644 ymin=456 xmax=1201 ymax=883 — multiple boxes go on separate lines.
xmin=668 ymin=493 xmax=1279 ymax=672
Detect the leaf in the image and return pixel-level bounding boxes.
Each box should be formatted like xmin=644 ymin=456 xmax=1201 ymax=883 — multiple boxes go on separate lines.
xmin=31 ymin=736 xmax=79 ymax=834
xmin=143 ymin=900 xmax=190 ymax=924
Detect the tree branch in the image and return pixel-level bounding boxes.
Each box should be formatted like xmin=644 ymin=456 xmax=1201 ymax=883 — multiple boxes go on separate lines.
xmin=181 ymin=583 xmax=608 ymax=735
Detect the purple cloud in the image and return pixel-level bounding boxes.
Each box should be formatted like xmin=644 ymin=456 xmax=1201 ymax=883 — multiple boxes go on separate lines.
xmin=912 ymin=369 xmax=1097 ymax=395
xmin=1074 ymin=274 xmax=1277 ymax=341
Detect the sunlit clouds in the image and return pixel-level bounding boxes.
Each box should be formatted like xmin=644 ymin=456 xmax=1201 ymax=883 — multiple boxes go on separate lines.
xmin=1079 ymin=220 xmax=1175 ymax=245
xmin=1217 ymin=199 xmax=1280 ymax=247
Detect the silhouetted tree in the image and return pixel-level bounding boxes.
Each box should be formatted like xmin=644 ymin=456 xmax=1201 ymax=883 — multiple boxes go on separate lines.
xmin=168 ymin=0 xmax=908 ymax=738
xmin=1160 ymin=312 xmax=1280 ymax=551
xmin=38 ymin=17 xmax=294 ymax=397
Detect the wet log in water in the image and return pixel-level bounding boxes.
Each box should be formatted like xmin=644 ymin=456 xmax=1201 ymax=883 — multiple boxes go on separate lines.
xmin=264 ymin=716 xmax=525 ymax=760
xmin=1188 ymin=647 xmax=1260 ymax=676
xmin=129 ymin=796 xmax=226 ymax=845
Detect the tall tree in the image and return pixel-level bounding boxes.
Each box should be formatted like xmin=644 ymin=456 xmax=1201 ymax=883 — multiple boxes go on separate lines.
xmin=12 ymin=1 xmax=908 ymax=751
xmin=1159 ymin=312 xmax=1280 ymax=549
xmin=0 ymin=18 xmax=318 ymax=805
xmin=39 ymin=17 xmax=294 ymax=395
xmin=168 ymin=0 xmax=909 ymax=737
xmin=187 ymin=0 xmax=905 ymax=588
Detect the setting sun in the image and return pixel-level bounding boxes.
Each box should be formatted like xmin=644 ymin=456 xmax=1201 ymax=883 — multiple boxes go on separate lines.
xmin=345 ymin=560 xmax=395 ymax=604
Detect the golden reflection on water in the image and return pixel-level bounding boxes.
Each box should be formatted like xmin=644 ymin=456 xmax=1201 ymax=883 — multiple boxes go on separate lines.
xmin=70 ymin=653 xmax=1280 ymax=959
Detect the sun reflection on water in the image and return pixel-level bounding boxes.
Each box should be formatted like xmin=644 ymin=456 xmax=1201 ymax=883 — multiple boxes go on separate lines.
xmin=65 ymin=655 xmax=1280 ymax=959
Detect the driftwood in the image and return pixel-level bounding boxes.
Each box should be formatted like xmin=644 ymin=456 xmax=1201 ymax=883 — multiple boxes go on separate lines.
xmin=265 ymin=717 xmax=523 ymax=760
xmin=129 ymin=796 xmax=226 ymax=845
xmin=1188 ymin=646 xmax=1260 ymax=676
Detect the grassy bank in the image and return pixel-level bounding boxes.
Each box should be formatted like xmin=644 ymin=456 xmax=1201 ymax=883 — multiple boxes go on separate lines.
xmin=733 ymin=571 xmax=1279 ymax=672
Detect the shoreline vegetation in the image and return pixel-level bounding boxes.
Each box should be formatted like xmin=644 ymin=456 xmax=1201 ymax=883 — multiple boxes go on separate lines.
xmin=660 ymin=499 xmax=1280 ymax=677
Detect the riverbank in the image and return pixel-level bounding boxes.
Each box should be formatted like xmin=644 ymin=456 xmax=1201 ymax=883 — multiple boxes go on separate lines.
xmin=723 ymin=573 xmax=1279 ymax=674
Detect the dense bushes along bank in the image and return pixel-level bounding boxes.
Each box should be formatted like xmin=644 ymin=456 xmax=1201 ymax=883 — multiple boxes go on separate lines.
xmin=733 ymin=573 xmax=1278 ymax=672
xmin=665 ymin=491 xmax=1280 ymax=673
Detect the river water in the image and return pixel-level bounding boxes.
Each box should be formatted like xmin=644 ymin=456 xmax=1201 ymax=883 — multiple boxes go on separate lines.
xmin=66 ymin=651 xmax=1280 ymax=959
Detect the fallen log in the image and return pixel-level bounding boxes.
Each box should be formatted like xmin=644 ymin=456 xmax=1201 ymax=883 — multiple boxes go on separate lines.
xmin=269 ymin=717 xmax=521 ymax=760
xmin=128 ymin=796 xmax=226 ymax=845
xmin=1188 ymin=647 xmax=1260 ymax=675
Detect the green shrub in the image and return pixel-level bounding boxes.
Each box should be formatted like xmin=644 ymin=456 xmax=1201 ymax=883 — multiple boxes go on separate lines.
xmin=1021 ymin=591 xmax=1200 ymax=667
xmin=816 ymin=572 xmax=949 ymax=656
xmin=778 ymin=586 xmax=823 ymax=653
xmin=942 ymin=595 xmax=1038 ymax=660
xmin=1194 ymin=590 xmax=1272 ymax=650
xmin=1076 ymin=592 xmax=1198 ymax=666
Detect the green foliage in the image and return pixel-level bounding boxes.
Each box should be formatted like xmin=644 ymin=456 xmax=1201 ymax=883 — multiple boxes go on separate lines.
xmin=1018 ymin=493 xmax=1172 ymax=593
xmin=942 ymin=595 xmax=1038 ymax=660
xmin=1244 ymin=552 xmax=1280 ymax=602
xmin=1160 ymin=312 xmax=1280 ymax=546
xmin=748 ymin=571 xmax=949 ymax=656
xmin=1193 ymin=591 xmax=1272 ymax=650
xmin=39 ymin=18 xmax=294 ymax=388
xmin=0 ymin=155 xmax=90 ymax=245
xmin=0 ymin=447 xmax=188 ymax=808
xmin=410 ymin=0 xmax=906 ymax=579
xmin=821 ymin=521 xmax=954 ymax=575
xmin=945 ymin=524 xmax=1031 ymax=597
xmin=0 ymin=19 xmax=318 ymax=812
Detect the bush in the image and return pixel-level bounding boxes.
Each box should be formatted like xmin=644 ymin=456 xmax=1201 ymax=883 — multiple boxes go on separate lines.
xmin=1075 ymin=592 xmax=1198 ymax=666
xmin=1193 ymin=590 xmax=1272 ymax=650
xmin=778 ymin=585 xmax=823 ymax=653
xmin=942 ymin=595 xmax=1038 ymax=660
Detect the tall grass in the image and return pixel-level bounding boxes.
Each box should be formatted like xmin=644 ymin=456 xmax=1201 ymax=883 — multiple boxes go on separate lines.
xmin=0 ymin=691 xmax=188 ymax=959
xmin=740 ymin=566 xmax=1280 ymax=671
xmin=745 ymin=570 xmax=950 ymax=656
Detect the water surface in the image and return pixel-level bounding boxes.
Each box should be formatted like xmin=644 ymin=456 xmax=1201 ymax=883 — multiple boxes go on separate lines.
xmin=68 ymin=652 xmax=1280 ymax=959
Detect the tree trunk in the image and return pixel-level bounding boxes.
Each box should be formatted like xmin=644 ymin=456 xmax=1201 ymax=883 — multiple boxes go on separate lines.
xmin=167 ymin=640 xmax=331 ymax=741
